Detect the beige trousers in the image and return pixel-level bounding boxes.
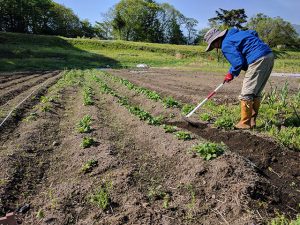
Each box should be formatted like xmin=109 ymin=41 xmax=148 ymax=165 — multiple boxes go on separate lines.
xmin=239 ymin=52 xmax=274 ymax=100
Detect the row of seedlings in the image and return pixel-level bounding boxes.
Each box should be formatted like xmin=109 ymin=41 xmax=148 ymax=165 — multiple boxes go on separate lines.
xmin=92 ymin=73 xmax=194 ymax=141
xmin=97 ymin=71 xmax=226 ymax=159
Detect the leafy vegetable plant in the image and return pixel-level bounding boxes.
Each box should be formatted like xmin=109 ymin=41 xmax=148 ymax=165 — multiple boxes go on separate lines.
xmin=191 ymin=141 xmax=226 ymax=160
xmin=81 ymin=137 xmax=94 ymax=148
xmin=175 ymin=131 xmax=192 ymax=140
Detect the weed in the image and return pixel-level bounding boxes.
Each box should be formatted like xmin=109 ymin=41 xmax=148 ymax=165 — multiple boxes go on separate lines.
xmin=36 ymin=209 xmax=45 ymax=219
xmin=89 ymin=183 xmax=112 ymax=210
xmin=77 ymin=115 xmax=92 ymax=133
xmin=147 ymin=185 xmax=166 ymax=202
xmin=81 ymin=159 xmax=98 ymax=173
xmin=0 ymin=179 xmax=6 ymax=186
xmin=186 ymin=184 xmax=196 ymax=220
xmin=191 ymin=141 xmax=226 ymax=160
xmin=163 ymin=194 xmax=170 ymax=209
xmin=163 ymin=125 xmax=177 ymax=133
xmin=162 ymin=96 xmax=181 ymax=108
xmin=268 ymin=213 xmax=300 ymax=225
xmin=175 ymin=131 xmax=192 ymax=140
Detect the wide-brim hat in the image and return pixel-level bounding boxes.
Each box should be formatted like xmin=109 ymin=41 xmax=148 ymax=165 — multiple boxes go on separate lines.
xmin=204 ymin=28 xmax=227 ymax=52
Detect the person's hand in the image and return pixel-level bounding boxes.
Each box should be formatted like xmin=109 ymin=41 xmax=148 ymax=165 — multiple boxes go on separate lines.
xmin=223 ymin=73 xmax=233 ymax=83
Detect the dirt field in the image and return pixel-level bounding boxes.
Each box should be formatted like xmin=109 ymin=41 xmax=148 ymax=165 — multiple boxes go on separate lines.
xmin=0 ymin=68 xmax=299 ymax=225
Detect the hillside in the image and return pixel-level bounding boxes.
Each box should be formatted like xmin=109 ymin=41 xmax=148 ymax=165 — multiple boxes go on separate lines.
xmin=0 ymin=32 xmax=300 ymax=73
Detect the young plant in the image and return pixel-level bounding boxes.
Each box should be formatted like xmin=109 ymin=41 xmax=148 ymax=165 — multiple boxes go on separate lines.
xmin=175 ymin=131 xmax=192 ymax=140
xmin=23 ymin=112 xmax=38 ymax=122
xmin=147 ymin=115 xmax=163 ymax=126
xmin=83 ymin=87 xmax=94 ymax=106
xmin=200 ymin=113 xmax=212 ymax=122
xmin=89 ymin=184 xmax=111 ymax=210
xmin=81 ymin=137 xmax=95 ymax=148
xmin=81 ymin=159 xmax=98 ymax=173
xmin=162 ymin=96 xmax=181 ymax=108
xmin=163 ymin=125 xmax=177 ymax=133
xmin=191 ymin=141 xmax=226 ymax=160
xmin=214 ymin=116 xmax=234 ymax=129
xmin=181 ymin=104 xmax=195 ymax=116
xmin=77 ymin=115 xmax=92 ymax=133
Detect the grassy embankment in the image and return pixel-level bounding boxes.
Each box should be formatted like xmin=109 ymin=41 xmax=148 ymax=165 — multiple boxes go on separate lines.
xmin=0 ymin=32 xmax=300 ymax=73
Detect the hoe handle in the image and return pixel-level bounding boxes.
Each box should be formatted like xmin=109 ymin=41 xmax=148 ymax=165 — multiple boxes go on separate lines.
xmin=186 ymin=83 xmax=224 ymax=118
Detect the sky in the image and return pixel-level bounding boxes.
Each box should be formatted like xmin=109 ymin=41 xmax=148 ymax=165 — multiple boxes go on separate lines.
xmin=52 ymin=0 xmax=300 ymax=29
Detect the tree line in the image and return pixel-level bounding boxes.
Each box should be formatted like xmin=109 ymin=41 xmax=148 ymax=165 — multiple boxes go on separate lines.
xmin=0 ymin=0 xmax=299 ymax=48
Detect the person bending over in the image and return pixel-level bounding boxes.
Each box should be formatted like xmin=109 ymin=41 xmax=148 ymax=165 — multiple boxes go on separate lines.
xmin=204 ymin=28 xmax=274 ymax=129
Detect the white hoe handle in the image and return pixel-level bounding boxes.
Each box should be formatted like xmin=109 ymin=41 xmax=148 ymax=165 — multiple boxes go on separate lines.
xmin=186 ymin=83 xmax=224 ymax=118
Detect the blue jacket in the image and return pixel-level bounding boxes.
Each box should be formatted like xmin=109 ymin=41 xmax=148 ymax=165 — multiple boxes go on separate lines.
xmin=221 ymin=28 xmax=272 ymax=77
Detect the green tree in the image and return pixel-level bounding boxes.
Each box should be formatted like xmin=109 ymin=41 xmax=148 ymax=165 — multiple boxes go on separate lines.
xmin=194 ymin=28 xmax=210 ymax=45
xmin=247 ymin=14 xmax=299 ymax=47
xmin=80 ymin=19 xmax=95 ymax=38
xmin=184 ymin=17 xmax=198 ymax=44
xmin=47 ymin=2 xmax=82 ymax=37
xmin=209 ymin=8 xmax=248 ymax=29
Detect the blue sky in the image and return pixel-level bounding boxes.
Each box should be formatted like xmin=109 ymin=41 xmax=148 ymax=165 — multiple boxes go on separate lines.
xmin=53 ymin=0 xmax=300 ymax=29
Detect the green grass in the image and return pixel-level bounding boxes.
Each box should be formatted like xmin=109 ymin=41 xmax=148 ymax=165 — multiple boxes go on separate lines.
xmin=1 ymin=32 xmax=299 ymax=72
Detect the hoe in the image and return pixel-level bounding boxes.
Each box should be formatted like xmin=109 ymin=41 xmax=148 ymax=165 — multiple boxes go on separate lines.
xmin=182 ymin=82 xmax=224 ymax=125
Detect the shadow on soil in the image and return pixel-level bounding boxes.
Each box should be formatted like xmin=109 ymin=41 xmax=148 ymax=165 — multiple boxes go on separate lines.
xmin=166 ymin=120 xmax=300 ymax=218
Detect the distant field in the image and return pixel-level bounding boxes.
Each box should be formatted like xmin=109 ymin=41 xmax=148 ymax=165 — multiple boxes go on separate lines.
xmin=0 ymin=32 xmax=300 ymax=73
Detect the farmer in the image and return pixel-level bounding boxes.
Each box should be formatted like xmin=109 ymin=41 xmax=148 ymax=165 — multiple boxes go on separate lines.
xmin=204 ymin=28 xmax=274 ymax=129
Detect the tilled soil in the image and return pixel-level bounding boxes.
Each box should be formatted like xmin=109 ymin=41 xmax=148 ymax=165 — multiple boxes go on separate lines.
xmin=0 ymin=69 xmax=299 ymax=225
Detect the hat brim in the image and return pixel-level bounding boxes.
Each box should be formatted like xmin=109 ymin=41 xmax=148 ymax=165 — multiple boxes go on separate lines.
xmin=205 ymin=29 xmax=227 ymax=52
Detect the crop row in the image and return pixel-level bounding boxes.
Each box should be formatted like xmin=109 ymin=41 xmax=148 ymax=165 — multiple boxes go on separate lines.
xmin=101 ymin=71 xmax=300 ymax=151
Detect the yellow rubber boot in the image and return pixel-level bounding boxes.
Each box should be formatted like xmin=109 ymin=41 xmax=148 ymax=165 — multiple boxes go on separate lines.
xmin=234 ymin=100 xmax=253 ymax=129
xmin=251 ymin=98 xmax=261 ymax=128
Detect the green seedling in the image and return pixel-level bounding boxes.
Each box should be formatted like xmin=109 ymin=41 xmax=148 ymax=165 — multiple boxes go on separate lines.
xmin=200 ymin=113 xmax=212 ymax=122
xmin=214 ymin=116 xmax=234 ymax=129
xmin=81 ymin=159 xmax=98 ymax=173
xmin=83 ymin=87 xmax=94 ymax=106
xmin=81 ymin=137 xmax=95 ymax=148
xmin=77 ymin=115 xmax=92 ymax=133
xmin=89 ymin=184 xmax=111 ymax=210
xmin=163 ymin=125 xmax=177 ymax=133
xmin=40 ymin=103 xmax=51 ymax=112
xmin=162 ymin=96 xmax=181 ymax=108
xmin=175 ymin=131 xmax=192 ymax=140
xmin=191 ymin=141 xmax=226 ymax=160
xmin=181 ymin=104 xmax=195 ymax=116
xmin=40 ymin=96 xmax=54 ymax=104
xmin=117 ymin=97 xmax=129 ymax=106
xmin=23 ymin=112 xmax=38 ymax=122
xmin=147 ymin=115 xmax=163 ymax=126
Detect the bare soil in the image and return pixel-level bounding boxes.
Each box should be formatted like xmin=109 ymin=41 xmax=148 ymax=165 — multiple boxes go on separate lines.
xmin=0 ymin=68 xmax=299 ymax=225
